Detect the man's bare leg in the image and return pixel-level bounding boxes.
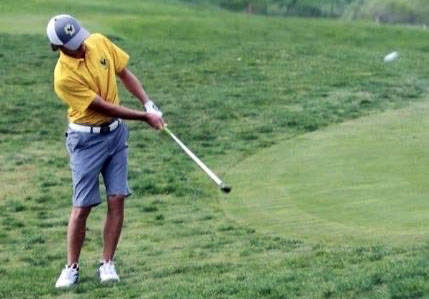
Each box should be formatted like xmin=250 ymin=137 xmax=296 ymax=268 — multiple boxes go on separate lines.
xmin=67 ymin=207 xmax=92 ymax=265
xmin=102 ymin=195 xmax=125 ymax=261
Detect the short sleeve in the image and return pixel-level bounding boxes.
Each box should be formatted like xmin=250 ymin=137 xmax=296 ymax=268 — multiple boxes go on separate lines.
xmin=104 ymin=36 xmax=129 ymax=74
xmin=54 ymin=78 xmax=97 ymax=113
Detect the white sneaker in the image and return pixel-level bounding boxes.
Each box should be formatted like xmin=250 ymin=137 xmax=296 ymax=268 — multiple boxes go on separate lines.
xmin=55 ymin=264 xmax=79 ymax=288
xmin=98 ymin=260 xmax=120 ymax=283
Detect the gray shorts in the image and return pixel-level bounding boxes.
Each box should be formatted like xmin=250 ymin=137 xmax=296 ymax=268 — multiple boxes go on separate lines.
xmin=65 ymin=121 xmax=131 ymax=207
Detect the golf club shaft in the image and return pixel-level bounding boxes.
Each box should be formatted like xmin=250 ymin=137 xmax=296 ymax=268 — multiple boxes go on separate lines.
xmin=163 ymin=127 xmax=223 ymax=187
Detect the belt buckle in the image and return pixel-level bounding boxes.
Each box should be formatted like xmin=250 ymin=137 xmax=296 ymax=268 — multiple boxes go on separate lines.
xmin=100 ymin=126 xmax=110 ymax=135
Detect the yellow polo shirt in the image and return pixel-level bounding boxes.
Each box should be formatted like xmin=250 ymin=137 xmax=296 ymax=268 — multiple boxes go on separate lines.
xmin=54 ymin=33 xmax=129 ymax=125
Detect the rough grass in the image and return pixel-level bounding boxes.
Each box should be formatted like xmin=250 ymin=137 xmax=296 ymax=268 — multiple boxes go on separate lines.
xmin=2 ymin=0 xmax=429 ymax=298
xmin=345 ymin=0 xmax=429 ymax=25
xmin=179 ymin=0 xmax=429 ymax=25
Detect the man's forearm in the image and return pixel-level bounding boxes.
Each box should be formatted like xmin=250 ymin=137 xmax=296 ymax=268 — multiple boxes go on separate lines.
xmin=88 ymin=95 xmax=147 ymax=121
xmin=99 ymin=104 xmax=147 ymax=120
xmin=118 ymin=68 xmax=148 ymax=105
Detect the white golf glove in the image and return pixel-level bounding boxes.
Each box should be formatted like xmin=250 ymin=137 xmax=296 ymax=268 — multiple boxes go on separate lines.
xmin=144 ymin=100 xmax=163 ymax=117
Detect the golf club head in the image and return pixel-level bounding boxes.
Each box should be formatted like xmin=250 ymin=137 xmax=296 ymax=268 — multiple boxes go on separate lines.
xmin=220 ymin=183 xmax=231 ymax=194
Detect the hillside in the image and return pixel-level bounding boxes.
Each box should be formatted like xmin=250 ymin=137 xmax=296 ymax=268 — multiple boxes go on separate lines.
xmin=1 ymin=0 xmax=429 ymax=297
xmin=180 ymin=0 xmax=429 ymax=24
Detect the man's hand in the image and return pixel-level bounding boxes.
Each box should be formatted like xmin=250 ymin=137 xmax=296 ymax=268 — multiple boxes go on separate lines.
xmin=144 ymin=100 xmax=163 ymax=117
xmin=144 ymin=112 xmax=164 ymax=130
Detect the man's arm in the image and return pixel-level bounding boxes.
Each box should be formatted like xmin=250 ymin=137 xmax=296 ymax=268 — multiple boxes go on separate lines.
xmin=118 ymin=67 xmax=149 ymax=105
xmin=88 ymin=95 xmax=164 ymax=129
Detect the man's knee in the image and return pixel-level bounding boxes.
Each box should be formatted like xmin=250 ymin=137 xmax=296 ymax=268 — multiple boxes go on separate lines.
xmin=108 ymin=195 xmax=126 ymax=202
xmin=70 ymin=207 xmax=91 ymax=222
xmin=107 ymin=195 xmax=125 ymax=216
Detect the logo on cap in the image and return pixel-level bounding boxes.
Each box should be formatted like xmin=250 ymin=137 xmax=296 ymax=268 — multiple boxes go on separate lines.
xmin=64 ymin=24 xmax=75 ymax=36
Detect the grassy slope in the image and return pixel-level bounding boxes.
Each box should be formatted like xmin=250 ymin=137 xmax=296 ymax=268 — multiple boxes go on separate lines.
xmin=1 ymin=0 xmax=429 ymax=297
xmin=223 ymin=100 xmax=429 ymax=246
xmin=181 ymin=0 xmax=429 ymax=25
xmin=344 ymin=0 xmax=429 ymax=25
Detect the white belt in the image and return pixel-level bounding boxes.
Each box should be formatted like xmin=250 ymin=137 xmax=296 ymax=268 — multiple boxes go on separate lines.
xmin=68 ymin=119 xmax=121 ymax=134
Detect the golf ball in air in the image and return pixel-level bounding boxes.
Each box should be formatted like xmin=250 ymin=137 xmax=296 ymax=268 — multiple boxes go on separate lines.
xmin=384 ymin=51 xmax=399 ymax=62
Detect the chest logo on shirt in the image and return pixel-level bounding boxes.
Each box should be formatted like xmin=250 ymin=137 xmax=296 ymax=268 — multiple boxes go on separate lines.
xmin=100 ymin=57 xmax=109 ymax=69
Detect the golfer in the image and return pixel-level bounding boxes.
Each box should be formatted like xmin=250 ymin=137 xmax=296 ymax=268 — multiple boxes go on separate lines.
xmin=47 ymin=14 xmax=164 ymax=288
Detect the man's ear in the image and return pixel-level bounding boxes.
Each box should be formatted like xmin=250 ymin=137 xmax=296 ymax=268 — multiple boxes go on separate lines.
xmin=51 ymin=44 xmax=60 ymax=51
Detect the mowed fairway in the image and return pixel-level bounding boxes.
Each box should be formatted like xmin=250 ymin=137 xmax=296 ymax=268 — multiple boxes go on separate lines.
xmin=223 ymin=100 xmax=429 ymax=245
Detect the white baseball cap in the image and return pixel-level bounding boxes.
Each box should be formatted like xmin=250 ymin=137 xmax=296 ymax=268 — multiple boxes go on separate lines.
xmin=46 ymin=14 xmax=89 ymax=50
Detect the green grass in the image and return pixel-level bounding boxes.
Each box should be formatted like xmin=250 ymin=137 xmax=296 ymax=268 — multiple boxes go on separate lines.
xmin=179 ymin=0 xmax=429 ymax=25
xmin=222 ymin=100 xmax=429 ymax=246
xmin=2 ymin=0 xmax=429 ymax=298
xmin=345 ymin=0 xmax=429 ymax=25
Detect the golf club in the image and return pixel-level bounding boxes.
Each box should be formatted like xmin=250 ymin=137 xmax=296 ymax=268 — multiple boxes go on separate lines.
xmin=163 ymin=126 xmax=231 ymax=193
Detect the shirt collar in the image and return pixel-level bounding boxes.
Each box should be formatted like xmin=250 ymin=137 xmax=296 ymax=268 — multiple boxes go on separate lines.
xmin=58 ymin=40 xmax=94 ymax=70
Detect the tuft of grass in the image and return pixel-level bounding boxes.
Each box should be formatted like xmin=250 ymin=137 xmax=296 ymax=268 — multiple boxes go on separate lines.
xmin=141 ymin=205 xmax=158 ymax=213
